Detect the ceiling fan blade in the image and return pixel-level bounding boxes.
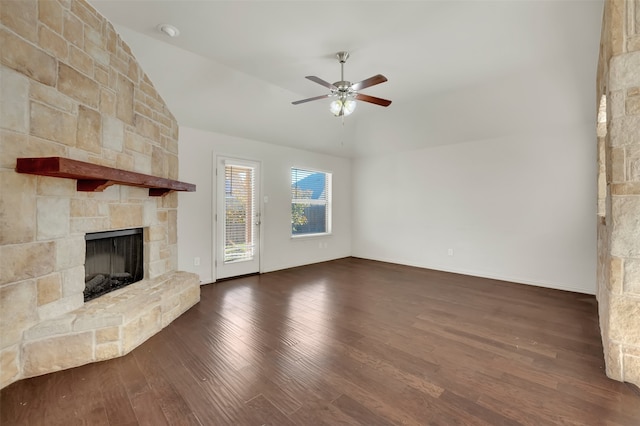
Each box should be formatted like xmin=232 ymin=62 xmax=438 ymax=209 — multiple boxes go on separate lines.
xmin=351 ymin=74 xmax=387 ymax=91
xmin=305 ymin=76 xmax=337 ymax=90
xmin=354 ymin=93 xmax=392 ymax=107
xmin=292 ymin=94 xmax=331 ymax=105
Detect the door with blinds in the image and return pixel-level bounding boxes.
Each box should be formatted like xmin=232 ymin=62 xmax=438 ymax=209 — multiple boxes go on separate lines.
xmin=216 ymin=157 xmax=261 ymax=280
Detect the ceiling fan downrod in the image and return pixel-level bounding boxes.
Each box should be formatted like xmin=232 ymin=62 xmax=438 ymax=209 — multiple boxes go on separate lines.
xmin=337 ymin=51 xmax=349 ymax=83
xmin=334 ymin=52 xmax=351 ymax=97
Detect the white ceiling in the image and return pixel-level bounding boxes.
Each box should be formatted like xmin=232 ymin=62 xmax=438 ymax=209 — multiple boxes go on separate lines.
xmin=89 ymin=0 xmax=604 ymax=158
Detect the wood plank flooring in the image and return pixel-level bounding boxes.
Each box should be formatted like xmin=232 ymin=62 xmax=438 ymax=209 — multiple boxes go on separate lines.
xmin=2 ymin=257 xmax=639 ymax=425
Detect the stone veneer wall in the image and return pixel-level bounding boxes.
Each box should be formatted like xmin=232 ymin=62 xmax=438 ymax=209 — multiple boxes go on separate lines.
xmin=0 ymin=0 xmax=199 ymax=389
xmin=596 ymin=0 xmax=640 ymax=387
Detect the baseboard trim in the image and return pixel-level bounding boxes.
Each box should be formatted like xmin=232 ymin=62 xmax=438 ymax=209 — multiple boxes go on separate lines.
xmin=351 ymin=255 xmax=595 ymax=295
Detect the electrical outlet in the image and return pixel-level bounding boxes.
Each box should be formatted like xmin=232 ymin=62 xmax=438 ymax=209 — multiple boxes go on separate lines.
xmin=447 ymin=249 xmax=454 ymax=256
xmin=194 ymin=257 xmax=200 ymax=266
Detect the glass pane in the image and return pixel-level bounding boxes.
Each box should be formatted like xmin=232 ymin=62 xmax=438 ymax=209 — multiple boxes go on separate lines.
xmin=292 ymin=203 xmax=326 ymax=235
xmin=224 ymin=165 xmax=255 ymax=263
xmin=291 ymin=169 xmax=326 ymax=201
xmin=291 ymin=168 xmax=330 ymax=235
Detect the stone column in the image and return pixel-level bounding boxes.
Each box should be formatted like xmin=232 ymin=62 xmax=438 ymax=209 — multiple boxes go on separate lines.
xmin=596 ymin=0 xmax=640 ymax=386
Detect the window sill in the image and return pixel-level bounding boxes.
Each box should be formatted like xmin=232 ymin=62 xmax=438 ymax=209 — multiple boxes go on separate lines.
xmin=291 ymin=233 xmax=332 ymax=240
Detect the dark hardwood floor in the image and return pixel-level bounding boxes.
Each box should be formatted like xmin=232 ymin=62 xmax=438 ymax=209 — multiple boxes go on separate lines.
xmin=2 ymin=257 xmax=639 ymax=425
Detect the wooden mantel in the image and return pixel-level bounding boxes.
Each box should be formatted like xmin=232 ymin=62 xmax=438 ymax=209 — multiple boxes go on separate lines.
xmin=16 ymin=157 xmax=196 ymax=196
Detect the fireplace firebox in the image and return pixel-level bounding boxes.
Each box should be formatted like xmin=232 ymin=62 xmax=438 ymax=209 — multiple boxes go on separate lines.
xmin=84 ymin=228 xmax=144 ymax=302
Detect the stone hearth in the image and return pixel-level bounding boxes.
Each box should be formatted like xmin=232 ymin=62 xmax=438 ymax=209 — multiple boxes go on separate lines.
xmin=0 ymin=0 xmax=199 ymax=389
xmin=21 ymin=270 xmax=199 ymax=378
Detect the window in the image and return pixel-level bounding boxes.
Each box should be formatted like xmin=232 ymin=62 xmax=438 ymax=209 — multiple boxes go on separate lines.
xmin=291 ymin=168 xmax=332 ymax=236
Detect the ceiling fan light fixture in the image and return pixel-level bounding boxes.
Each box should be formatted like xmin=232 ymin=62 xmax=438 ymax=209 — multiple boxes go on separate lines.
xmin=330 ymin=98 xmax=357 ymax=117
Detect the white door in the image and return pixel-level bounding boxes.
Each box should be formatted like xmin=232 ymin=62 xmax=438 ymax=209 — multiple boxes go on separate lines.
xmin=216 ymin=157 xmax=261 ymax=279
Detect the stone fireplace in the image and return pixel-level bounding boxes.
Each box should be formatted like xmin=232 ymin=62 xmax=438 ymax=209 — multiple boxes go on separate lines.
xmin=0 ymin=0 xmax=200 ymax=389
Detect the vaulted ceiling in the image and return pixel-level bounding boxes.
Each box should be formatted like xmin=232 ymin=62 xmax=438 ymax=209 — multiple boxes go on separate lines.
xmin=89 ymin=0 xmax=604 ymax=158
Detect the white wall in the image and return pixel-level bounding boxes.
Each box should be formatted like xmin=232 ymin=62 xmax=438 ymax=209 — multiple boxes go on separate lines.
xmin=352 ymin=122 xmax=596 ymax=294
xmin=177 ymin=126 xmax=351 ymax=284
xmin=349 ymin=52 xmax=598 ymax=295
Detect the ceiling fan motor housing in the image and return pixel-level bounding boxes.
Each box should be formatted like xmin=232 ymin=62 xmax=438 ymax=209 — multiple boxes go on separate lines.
xmin=333 ymin=81 xmax=353 ymax=96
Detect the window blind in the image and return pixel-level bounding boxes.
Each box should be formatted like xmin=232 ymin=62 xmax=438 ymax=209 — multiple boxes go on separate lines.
xmin=224 ymin=165 xmax=255 ymax=262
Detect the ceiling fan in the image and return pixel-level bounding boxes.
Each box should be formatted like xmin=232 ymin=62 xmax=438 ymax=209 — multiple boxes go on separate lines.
xmin=292 ymin=51 xmax=392 ymax=117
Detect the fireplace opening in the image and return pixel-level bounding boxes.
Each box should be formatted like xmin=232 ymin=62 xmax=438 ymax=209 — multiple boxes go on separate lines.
xmin=84 ymin=228 xmax=144 ymax=302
